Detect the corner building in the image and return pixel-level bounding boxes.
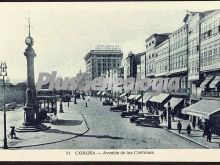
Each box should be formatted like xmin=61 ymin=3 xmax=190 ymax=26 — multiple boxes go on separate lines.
xmin=84 ymin=45 xmax=123 ymax=80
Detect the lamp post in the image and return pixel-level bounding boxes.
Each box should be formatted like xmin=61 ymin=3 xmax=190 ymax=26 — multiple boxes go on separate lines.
xmin=74 ymin=89 xmax=77 ymax=104
xmin=0 ymin=62 xmax=8 ymax=149
xmin=141 ymin=90 xmax=143 ymax=114
xmin=167 ymin=101 xmax=172 ymax=129
xmin=59 ymin=90 xmax=64 ymax=113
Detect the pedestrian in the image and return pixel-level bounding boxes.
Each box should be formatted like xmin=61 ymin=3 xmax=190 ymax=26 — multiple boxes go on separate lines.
xmin=203 ymin=123 xmax=209 ymax=137
xmin=156 ymin=110 xmax=159 ymax=115
xmin=163 ymin=110 xmax=167 ymax=121
xmin=177 ymin=121 xmax=182 ymax=134
xmin=207 ymin=129 xmax=212 ymax=142
xmin=160 ymin=114 xmax=164 ymax=123
xmin=171 ymin=110 xmax=175 ymax=121
xmin=10 ymin=126 xmax=16 ymax=139
xmin=192 ymin=120 xmax=196 ymax=131
xmin=187 ymin=124 xmax=192 ymax=135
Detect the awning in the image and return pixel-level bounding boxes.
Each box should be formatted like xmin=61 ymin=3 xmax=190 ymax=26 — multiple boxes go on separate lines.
xmin=119 ymin=93 xmax=127 ymax=98
xmin=210 ymin=76 xmax=220 ymax=88
xmin=138 ymin=92 xmax=152 ymax=103
xmin=164 ymin=97 xmax=183 ymax=108
xmin=200 ymin=76 xmax=213 ymax=88
xmin=134 ymin=95 xmax=141 ymax=100
xmin=37 ymin=95 xmax=60 ymax=99
xmin=128 ymin=95 xmax=136 ymax=100
xmin=182 ymin=99 xmax=220 ymax=119
xmin=149 ymin=93 xmax=170 ymax=103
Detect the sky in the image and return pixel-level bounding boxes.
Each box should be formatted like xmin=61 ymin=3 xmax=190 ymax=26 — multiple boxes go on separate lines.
xmin=0 ymin=2 xmax=220 ymax=83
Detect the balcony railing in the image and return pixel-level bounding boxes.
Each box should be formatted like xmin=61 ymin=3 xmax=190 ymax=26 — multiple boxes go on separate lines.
xmin=201 ymin=91 xmax=220 ymax=98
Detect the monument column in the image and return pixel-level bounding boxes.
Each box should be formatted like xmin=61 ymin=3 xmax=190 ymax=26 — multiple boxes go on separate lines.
xmin=16 ymin=18 xmax=49 ymax=132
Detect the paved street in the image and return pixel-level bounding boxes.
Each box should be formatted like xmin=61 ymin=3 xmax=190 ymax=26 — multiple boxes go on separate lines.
xmin=16 ymin=97 xmax=204 ymax=149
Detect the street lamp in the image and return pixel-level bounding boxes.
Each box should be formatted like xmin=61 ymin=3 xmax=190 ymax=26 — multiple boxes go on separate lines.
xmin=59 ymin=90 xmax=64 ymax=113
xmin=74 ymin=89 xmax=77 ymax=104
xmin=141 ymin=90 xmax=144 ymax=114
xmin=0 ymin=62 xmax=8 ymax=149
xmin=167 ymin=101 xmax=172 ymax=129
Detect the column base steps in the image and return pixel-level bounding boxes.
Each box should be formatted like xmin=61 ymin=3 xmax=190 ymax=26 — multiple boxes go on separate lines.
xmin=15 ymin=124 xmax=50 ymax=132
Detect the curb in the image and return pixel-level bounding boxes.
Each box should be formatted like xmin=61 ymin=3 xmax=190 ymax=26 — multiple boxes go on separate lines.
xmin=8 ymin=113 xmax=89 ymax=149
xmin=162 ymin=127 xmax=211 ymax=149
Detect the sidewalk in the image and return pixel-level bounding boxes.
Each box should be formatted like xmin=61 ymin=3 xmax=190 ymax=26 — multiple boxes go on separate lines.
xmin=0 ymin=100 xmax=88 ymax=149
xmin=160 ymin=116 xmax=220 ymax=149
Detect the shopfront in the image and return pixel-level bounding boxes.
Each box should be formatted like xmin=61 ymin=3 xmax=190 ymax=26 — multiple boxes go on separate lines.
xmin=164 ymin=97 xmax=184 ymax=117
xmin=182 ymin=99 xmax=220 ymax=135
xmin=149 ymin=93 xmax=171 ymax=112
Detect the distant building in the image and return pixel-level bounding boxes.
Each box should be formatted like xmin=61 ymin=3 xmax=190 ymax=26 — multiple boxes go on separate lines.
xmin=84 ymin=45 xmax=123 ymax=80
xmin=124 ymin=51 xmax=144 ymax=79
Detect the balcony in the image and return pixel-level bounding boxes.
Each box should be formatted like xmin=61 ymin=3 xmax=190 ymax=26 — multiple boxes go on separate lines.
xmin=201 ymin=90 xmax=220 ymax=98
xmin=165 ymin=88 xmax=190 ymax=96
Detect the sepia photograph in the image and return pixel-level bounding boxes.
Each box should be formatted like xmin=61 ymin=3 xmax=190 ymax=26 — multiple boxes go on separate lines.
xmin=1 ymin=1 xmax=220 ymax=162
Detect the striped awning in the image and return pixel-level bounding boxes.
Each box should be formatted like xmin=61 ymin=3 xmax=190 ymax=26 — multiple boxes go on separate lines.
xmin=128 ymin=95 xmax=136 ymax=100
xmin=182 ymin=99 xmax=220 ymax=119
xmin=119 ymin=93 xmax=127 ymax=98
xmin=149 ymin=93 xmax=170 ymax=103
xmin=210 ymin=76 xmax=220 ymax=88
xmin=134 ymin=95 xmax=142 ymax=100
xmin=164 ymin=97 xmax=183 ymax=108
xmin=200 ymin=76 xmax=213 ymax=88
xmin=138 ymin=92 xmax=152 ymax=103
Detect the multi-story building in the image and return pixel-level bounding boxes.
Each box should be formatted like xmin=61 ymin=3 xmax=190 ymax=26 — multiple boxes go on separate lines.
xmin=124 ymin=51 xmax=143 ymax=79
xmin=144 ymin=33 xmax=170 ymax=77
xmin=84 ymin=45 xmax=123 ymax=79
xmin=121 ymin=9 xmax=220 ymax=133
xmin=199 ymin=10 xmax=220 ymax=98
xmin=169 ymin=25 xmax=188 ymax=93
xmin=184 ymin=12 xmax=201 ymax=101
xmin=154 ymin=39 xmax=170 ymax=77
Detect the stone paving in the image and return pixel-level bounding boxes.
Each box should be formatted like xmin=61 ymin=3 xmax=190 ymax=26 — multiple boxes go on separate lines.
xmin=0 ymin=102 xmax=88 ymax=149
xmin=160 ymin=116 xmax=220 ymax=149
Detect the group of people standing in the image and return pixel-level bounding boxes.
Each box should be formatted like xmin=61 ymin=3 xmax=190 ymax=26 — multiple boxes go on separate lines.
xmin=177 ymin=120 xmax=213 ymax=143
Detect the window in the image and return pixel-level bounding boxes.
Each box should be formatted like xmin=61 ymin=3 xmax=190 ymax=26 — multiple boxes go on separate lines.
xmin=208 ymin=30 xmax=212 ymax=37
xmin=208 ymin=50 xmax=212 ymax=65
xmin=213 ymin=48 xmax=217 ymax=62
xmin=196 ymin=45 xmax=199 ymax=52
xmin=204 ymin=51 xmax=207 ymax=66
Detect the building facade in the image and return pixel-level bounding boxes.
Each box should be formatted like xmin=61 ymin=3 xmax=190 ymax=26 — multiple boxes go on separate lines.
xmin=84 ymin=45 xmax=123 ymax=80
xmin=124 ymin=51 xmax=143 ymax=79
xmin=199 ymin=10 xmax=220 ymax=99
xmin=144 ymin=33 xmax=170 ymax=78
xmin=154 ymin=39 xmax=170 ymax=77
xmin=135 ymin=9 xmax=220 ymax=126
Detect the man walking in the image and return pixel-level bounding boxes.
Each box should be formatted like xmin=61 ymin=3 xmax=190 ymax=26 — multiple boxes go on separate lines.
xmin=187 ymin=124 xmax=192 ymax=135
xmin=192 ymin=120 xmax=196 ymax=131
xmin=207 ymin=129 xmax=212 ymax=142
xmin=171 ymin=109 xmax=175 ymax=121
xmin=160 ymin=114 xmax=164 ymax=123
xmin=177 ymin=121 xmax=182 ymax=134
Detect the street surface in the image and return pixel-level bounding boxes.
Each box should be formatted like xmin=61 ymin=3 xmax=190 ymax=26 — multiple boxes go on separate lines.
xmin=10 ymin=97 xmax=203 ymax=149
